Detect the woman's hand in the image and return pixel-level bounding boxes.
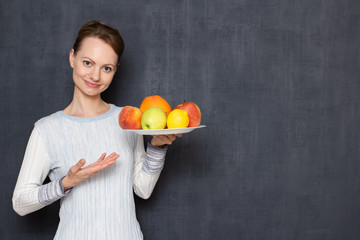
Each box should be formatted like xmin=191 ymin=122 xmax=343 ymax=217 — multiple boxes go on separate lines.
xmin=151 ymin=134 xmax=182 ymax=148
xmin=61 ymin=152 xmax=119 ymax=191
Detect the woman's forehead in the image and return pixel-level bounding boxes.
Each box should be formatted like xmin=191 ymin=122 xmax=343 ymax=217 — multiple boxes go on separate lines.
xmin=76 ymin=37 xmax=118 ymax=64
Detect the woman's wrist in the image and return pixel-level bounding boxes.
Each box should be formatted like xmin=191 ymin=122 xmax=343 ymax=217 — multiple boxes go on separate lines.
xmin=61 ymin=176 xmax=72 ymax=192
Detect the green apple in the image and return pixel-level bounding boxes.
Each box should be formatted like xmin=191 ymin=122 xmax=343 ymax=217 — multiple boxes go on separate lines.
xmin=141 ymin=107 xmax=167 ymax=130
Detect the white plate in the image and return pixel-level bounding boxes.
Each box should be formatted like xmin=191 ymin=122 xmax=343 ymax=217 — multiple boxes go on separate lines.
xmin=123 ymin=125 xmax=206 ymax=135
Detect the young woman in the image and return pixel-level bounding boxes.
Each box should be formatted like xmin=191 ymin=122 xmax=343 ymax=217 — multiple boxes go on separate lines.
xmin=12 ymin=20 xmax=179 ymax=239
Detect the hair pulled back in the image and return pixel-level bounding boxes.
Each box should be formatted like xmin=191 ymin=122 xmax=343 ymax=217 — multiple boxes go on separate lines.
xmin=73 ymin=20 xmax=125 ymax=61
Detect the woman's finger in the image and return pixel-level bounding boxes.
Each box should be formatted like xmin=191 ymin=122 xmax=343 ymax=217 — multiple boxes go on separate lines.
xmin=91 ymin=152 xmax=115 ymax=167
xmin=156 ymin=135 xmax=170 ymax=145
xmin=163 ymin=134 xmax=177 ymax=144
xmin=71 ymin=159 xmax=86 ymax=173
xmin=88 ymin=157 xmax=117 ymax=174
xmin=151 ymin=135 xmax=176 ymax=146
xmin=99 ymin=153 xmax=119 ymax=166
xmin=168 ymin=134 xmax=176 ymax=142
xmin=87 ymin=153 xmax=118 ymax=171
xmin=97 ymin=153 xmax=107 ymax=162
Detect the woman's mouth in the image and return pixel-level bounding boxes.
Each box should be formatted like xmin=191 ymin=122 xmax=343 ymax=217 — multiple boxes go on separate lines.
xmin=84 ymin=80 xmax=99 ymax=88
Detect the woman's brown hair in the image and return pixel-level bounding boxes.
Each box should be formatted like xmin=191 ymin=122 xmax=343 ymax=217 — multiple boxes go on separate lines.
xmin=72 ymin=20 xmax=125 ymax=61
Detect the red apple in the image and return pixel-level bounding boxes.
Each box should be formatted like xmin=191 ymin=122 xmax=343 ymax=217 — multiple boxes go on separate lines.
xmin=174 ymin=101 xmax=201 ymax=127
xmin=119 ymin=106 xmax=142 ymax=129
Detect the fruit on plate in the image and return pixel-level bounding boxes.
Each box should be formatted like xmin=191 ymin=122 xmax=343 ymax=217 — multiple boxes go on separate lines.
xmin=141 ymin=107 xmax=167 ymax=130
xmin=167 ymin=109 xmax=189 ymax=129
xmin=140 ymin=95 xmax=172 ymax=116
xmin=119 ymin=106 xmax=142 ymax=129
xmin=174 ymin=101 xmax=201 ymax=127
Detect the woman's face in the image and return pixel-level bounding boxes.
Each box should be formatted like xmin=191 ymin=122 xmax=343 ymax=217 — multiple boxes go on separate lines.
xmin=69 ymin=37 xmax=118 ymax=98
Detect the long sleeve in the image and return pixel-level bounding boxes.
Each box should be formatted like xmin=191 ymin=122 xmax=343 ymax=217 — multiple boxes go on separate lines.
xmin=12 ymin=105 xmax=147 ymax=239
xmin=12 ymin=127 xmax=70 ymax=216
xmin=133 ymin=135 xmax=167 ymax=199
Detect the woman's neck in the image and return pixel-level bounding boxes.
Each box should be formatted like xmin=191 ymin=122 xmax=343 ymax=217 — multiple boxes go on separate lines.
xmin=63 ymin=89 xmax=110 ymax=118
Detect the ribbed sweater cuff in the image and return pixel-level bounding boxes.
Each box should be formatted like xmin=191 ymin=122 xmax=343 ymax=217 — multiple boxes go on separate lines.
xmin=142 ymin=142 xmax=167 ymax=175
xmin=38 ymin=177 xmax=71 ymax=205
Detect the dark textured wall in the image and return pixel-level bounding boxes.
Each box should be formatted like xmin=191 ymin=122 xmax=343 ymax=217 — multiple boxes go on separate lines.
xmin=1 ymin=0 xmax=360 ymax=239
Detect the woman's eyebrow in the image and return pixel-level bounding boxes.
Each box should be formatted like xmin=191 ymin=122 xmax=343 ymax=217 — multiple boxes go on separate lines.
xmin=81 ymin=56 xmax=94 ymax=62
xmin=106 ymin=63 xmax=116 ymax=67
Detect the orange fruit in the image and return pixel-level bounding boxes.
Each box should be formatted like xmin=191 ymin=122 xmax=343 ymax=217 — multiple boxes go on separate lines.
xmin=140 ymin=95 xmax=172 ymax=116
xmin=167 ymin=109 xmax=189 ymax=129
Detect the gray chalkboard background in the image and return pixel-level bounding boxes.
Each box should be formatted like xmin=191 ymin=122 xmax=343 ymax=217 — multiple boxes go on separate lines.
xmin=1 ymin=0 xmax=360 ymax=239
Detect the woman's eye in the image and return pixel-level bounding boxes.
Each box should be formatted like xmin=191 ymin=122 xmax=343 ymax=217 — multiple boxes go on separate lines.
xmin=83 ymin=61 xmax=91 ymax=66
xmin=103 ymin=67 xmax=112 ymax=72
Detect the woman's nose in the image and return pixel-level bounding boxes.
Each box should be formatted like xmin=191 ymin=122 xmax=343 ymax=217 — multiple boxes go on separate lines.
xmin=90 ymin=68 xmax=100 ymax=81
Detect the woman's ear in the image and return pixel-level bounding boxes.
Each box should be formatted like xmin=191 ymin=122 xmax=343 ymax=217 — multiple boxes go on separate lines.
xmin=69 ymin=49 xmax=75 ymax=68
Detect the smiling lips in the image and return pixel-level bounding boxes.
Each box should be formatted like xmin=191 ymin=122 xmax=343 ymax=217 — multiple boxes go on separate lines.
xmin=84 ymin=80 xmax=99 ymax=88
